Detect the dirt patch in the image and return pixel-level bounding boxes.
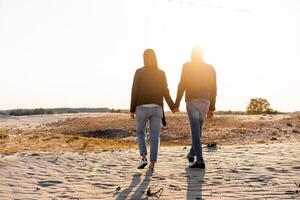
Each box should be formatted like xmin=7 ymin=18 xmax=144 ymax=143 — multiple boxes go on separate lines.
xmin=79 ymin=129 xmax=131 ymax=138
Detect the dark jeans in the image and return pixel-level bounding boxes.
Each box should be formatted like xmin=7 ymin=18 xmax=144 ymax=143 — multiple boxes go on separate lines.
xmin=186 ymin=99 xmax=210 ymax=163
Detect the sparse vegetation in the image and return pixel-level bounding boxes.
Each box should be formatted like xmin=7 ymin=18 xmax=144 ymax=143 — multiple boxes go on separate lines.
xmin=29 ymin=132 xmax=40 ymax=139
xmin=0 ymin=107 xmax=111 ymax=116
xmin=9 ymin=108 xmax=54 ymax=116
xmin=109 ymin=108 xmax=121 ymax=113
xmin=247 ymin=98 xmax=278 ymax=115
xmin=0 ymin=130 xmax=8 ymax=139
xmin=65 ymin=136 xmax=80 ymax=143
xmin=1 ymin=112 xmax=300 ymax=154
xmin=215 ymin=111 xmax=246 ymax=115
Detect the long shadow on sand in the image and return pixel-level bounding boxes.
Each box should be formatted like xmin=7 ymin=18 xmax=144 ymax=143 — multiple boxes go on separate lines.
xmin=116 ymin=169 xmax=153 ymax=200
xmin=115 ymin=173 xmax=141 ymax=200
xmin=186 ymin=168 xmax=205 ymax=199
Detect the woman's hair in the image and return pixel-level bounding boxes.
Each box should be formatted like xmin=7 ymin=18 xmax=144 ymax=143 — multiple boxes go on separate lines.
xmin=143 ymin=49 xmax=158 ymax=69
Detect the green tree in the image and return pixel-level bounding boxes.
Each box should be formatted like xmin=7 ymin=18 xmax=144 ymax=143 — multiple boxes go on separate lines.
xmin=247 ymin=98 xmax=277 ymax=114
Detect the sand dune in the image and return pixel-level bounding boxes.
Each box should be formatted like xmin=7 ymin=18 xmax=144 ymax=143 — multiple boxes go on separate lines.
xmin=0 ymin=113 xmax=300 ymax=154
xmin=0 ymin=113 xmax=299 ymax=199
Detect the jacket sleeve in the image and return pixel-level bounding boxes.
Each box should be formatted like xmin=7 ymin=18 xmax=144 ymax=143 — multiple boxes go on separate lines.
xmin=175 ymin=65 xmax=186 ymax=108
xmin=130 ymin=70 xmax=139 ymax=113
xmin=162 ymin=72 xmax=175 ymax=110
xmin=209 ymin=67 xmax=217 ymax=111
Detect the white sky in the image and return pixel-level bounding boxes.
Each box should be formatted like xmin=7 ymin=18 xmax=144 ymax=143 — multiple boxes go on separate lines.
xmin=0 ymin=0 xmax=300 ymax=112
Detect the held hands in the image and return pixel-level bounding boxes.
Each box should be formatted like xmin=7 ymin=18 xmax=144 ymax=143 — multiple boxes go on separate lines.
xmin=172 ymin=108 xmax=179 ymax=113
xmin=132 ymin=109 xmax=211 ymax=117
xmin=130 ymin=112 xmax=135 ymax=119
xmin=131 ymin=108 xmax=178 ymax=119
xmin=207 ymin=111 xmax=214 ymax=119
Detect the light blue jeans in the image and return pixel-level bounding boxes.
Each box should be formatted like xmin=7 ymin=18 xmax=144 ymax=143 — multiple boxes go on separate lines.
xmin=186 ymin=99 xmax=210 ymax=163
xmin=136 ymin=105 xmax=163 ymax=163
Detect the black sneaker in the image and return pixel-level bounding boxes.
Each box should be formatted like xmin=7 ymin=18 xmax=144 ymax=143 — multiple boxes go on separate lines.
xmin=186 ymin=155 xmax=195 ymax=163
xmin=137 ymin=158 xmax=148 ymax=169
xmin=189 ymin=161 xmax=205 ymax=169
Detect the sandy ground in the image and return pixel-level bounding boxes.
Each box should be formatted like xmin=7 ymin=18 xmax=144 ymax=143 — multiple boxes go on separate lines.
xmin=0 ymin=113 xmax=300 ymax=199
xmin=0 ymin=113 xmax=109 ymax=130
xmin=1 ymin=143 xmax=300 ymax=199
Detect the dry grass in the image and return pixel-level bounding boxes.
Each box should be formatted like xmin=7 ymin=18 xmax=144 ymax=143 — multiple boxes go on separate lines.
xmin=47 ymin=112 xmax=300 ymax=145
xmin=65 ymin=136 xmax=79 ymax=143
xmin=0 ymin=129 xmax=8 ymax=139
xmin=0 ymin=112 xmax=299 ymax=154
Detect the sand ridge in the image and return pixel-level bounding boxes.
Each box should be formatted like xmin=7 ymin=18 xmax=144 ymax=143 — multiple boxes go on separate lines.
xmin=1 ymin=113 xmax=300 ymax=154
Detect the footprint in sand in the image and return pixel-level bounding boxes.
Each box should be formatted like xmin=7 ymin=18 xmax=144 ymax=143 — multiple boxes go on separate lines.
xmin=92 ymin=183 xmax=116 ymax=189
xmin=292 ymin=166 xmax=300 ymax=171
xmin=37 ymin=180 xmax=63 ymax=187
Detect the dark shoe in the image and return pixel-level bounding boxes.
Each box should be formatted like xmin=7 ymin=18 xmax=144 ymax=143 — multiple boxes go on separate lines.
xmin=186 ymin=155 xmax=195 ymax=163
xmin=189 ymin=161 xmax=205 ymax=169
xmin=148 ymin=167 xmax=155 ymax=172
xmin=137 ymin=158 xmax=148 ymax=169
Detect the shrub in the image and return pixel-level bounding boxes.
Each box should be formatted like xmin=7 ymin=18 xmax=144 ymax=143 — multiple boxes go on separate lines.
xmin=0 ymin=111 xmax=7 ymax=115
xmin=109 ymin=109 xmax=121 ymax=113
xmin=65 ymin=136 xmax=80 ymax=143
xmin=0 ymin=130 xmax=8 ymax=139
xmin=247 ymin=98 xmax=277 ymax=114
xmin=9 ymin=108 xmax=48 ymax=116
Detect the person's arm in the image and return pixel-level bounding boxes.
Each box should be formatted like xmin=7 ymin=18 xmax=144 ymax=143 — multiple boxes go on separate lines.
xmin=175 ymin=65 xmax=186 ymax=108
xmin=130 ymin=70 xmax=139 ymax=114
xmin=162 ymin=72 xmax=175 ymax=110
xmin=209 ymin=67 xmax=217 ymax=111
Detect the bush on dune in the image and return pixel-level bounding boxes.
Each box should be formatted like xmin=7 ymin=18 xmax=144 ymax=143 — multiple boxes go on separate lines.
xmin=8 ymin=108 xmax=52 ymax=116
xmin=0 ymin=130 xmax=8 ymax=139
xmin=247 ymin=98 xmax=278 ymax=115
xmin=3 ymin=107 xmax=112 ymax=116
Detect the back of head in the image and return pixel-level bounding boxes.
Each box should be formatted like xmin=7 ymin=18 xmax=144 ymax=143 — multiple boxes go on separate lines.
xmin=143 ymin=49 xmax=158 ymax=69
xmin=191 ymin=46 xmax=204 ymax=64
xmin=189 ymin=46 xmax=212 ymax=80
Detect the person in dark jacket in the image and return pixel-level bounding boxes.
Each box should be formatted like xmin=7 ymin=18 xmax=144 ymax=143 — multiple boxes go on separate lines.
xmin=175 ymin=47 xmax=217 ymax=169
xmin=130 ymin=49 xmax=176 ymax=170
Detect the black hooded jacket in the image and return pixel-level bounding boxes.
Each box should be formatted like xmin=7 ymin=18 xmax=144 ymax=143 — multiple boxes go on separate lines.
xmin=130 ymin=66 xmax=175 ymax=113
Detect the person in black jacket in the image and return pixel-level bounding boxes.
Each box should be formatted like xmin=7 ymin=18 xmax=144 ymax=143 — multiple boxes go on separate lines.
xmin=175 ymin=47 xmax=217 ymax=169
xmin=130 ymin=49 xmax=176 ymax=170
